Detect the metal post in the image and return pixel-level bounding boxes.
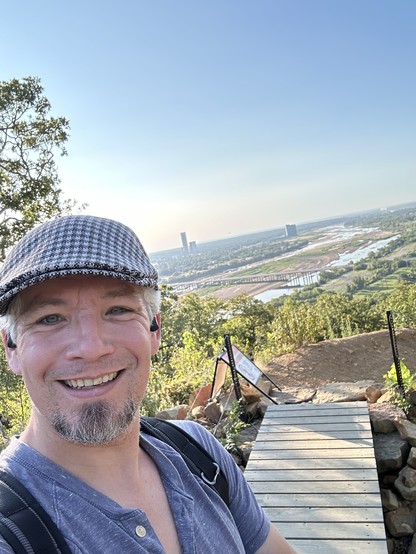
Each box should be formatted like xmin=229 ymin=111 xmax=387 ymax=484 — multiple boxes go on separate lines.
xmin=386 ymin=310 xmax=405 ymax=397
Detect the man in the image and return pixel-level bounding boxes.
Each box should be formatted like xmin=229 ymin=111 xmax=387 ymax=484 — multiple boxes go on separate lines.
xmin=0 ymin=215 xmax=296 ymax=553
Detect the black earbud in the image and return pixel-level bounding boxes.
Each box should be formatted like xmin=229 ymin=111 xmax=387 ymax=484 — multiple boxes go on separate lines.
xmin=7 ymin=335 xmax=16 ymax=349
xmin=150 ymin=317 xmax=159 ymax=332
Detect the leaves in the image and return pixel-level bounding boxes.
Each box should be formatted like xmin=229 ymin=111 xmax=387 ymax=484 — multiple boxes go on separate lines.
xmin=0 ymin=76 xmax=76 ymax=259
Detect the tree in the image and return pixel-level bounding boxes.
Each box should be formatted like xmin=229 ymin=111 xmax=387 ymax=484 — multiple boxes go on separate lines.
xmin=0 ymin=76 xmax=74 ymax=259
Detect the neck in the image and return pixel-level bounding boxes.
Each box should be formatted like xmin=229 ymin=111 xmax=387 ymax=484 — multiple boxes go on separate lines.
xmin=20 ymin=413 xmax=144 ymax=504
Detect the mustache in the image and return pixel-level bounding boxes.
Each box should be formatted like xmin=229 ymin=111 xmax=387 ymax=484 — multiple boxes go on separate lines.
xmin=51 ymin=357 xmax=135 ymax=379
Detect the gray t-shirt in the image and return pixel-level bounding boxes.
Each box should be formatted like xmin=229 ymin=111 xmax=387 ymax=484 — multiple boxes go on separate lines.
xmin=0 ymin=421 xmax=269 ymax=553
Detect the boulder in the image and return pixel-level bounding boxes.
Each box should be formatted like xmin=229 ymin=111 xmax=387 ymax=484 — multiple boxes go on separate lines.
xmin=373 ymin=432 xmax=409 ymax=473
xmin=271 ymin=386 xmax=316 ymax=404
xmin=381 ymin=488 xmax=400 ymax=512
xmin=394 ymin=418 xmax=416 ymax=447
xmin=368 ymin=403 xmax=406 ymax=434
xmin=313 ymin=380 xmax=375 ymax=403
xmin=395 ymin=466 xmax=416 ymax=501
xmin=385 ymin=502 xmax=416 ymax=537
xmin=155 ymin=404 xmax=188 ymax=420
xmin=366 ymin=383 xmax=386 ymax=403
xmin=240 ymin=382 xmax=262 ymax=404
xmin=188 ymin=383 xmax=213 ymax=409
xmin=204 ymin=401 xmax=223 ymax=424
xmin=408 ymin=447 xmax=416 ymax=469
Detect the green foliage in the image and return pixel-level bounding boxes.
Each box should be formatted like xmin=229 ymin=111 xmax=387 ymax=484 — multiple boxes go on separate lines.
xmin=0 ymin=76 xmax=78 ymax=259
xmin=216 ymin=400 xmax=246 ymax=453
xmin=0 ymin=346 xmax=31 ymax=449
xmin=378 ymin=282 xmax=416 ymax=328
xmin=383 ymin=360 xmax=416 ymax=392
xmin=383 ymin=360 xmax=416 ymax=411
xmin=221 ymin=294 xmax=273 ymax=353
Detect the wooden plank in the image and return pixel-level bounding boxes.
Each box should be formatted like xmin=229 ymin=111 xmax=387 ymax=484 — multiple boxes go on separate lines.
xmin=245 ymin=402 xmax=387 ymax=552
xmin=254 ymin=493 xmax=383 ymax=508
xmin=244 ymin=468 xmax=379 ymax=481
xmin=260 ymin=415 xmax=370 ymax=425
xmin=257 ymin=430 xmax=373 ymax=440
xmin=249 ymin=448 xmax=375 ymax=460
xmin=273 ymin=521 xmax=386 ymax=540
xmin=267 ymin=401 xmax=367 ymax=411
xmin=248 ymin=457 xmax=377 ymax=470
xmin=265 ymin=506 xmax=384 ymax=522
xmin=251 ymin=439 xmax=374 ymax=450
xmin=260 ymin=422 xmax=372 ymax=431
xmin=288 ymin=539 xmax=387 ymax=553
xmin=249 ymin=480 xmax=381 ymax=494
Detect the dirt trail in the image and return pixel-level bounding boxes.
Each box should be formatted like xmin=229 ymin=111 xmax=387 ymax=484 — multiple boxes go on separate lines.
xmin=264 ymin=328 xmax=416 ymax=389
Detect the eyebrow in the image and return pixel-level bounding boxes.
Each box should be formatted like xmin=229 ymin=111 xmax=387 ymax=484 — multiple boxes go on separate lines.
xmin=24 ymin=286 xmax=141 ymax=312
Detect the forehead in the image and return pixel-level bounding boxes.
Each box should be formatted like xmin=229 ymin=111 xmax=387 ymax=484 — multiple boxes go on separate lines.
xmin=16 ymin=275 xmax=143 ymax=311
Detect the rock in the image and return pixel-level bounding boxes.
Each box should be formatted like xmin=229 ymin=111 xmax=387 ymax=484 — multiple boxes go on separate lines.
xmin=155 ymin=404 xmax=188 ymax=420
xmin=373 ymin=432 xmax=410 ymax=473
xmin=368 ymin=403 xmax=406 ymax=434
xmin=271 ymin=386 xmax=316 ymax=404
xmin=384 ymin=502 xmax=416 ymax=537
xmin=313 ymin=380 xmax=375 ymax=403
xmin=190 ymin=405 xmax=205 ymax=419
xmin=204 ymin=401 xmax=223 ymax=423
xmin=409 ymin=533 xmax=416 ymax=554
xmin=219 ymin=389 xmax=238 ymax=411
xmin=235 ymin=423 xmax=260 ymax=466
xmin=366 ymin=383 xmax=386 ymax=403
xmin=257 ymin=398 xmax=272 ymax=417
xmin=240 ymin=382 xmax=262 ymax=404
xmin=377 ymin=390 xmax=397 ymax=404
xmin=245 ymin=401 xmax=261 ymax=419
xmin=381 ymin=488 xmax=400 ymax=511
xmin=394 ymin=418 xmax=416 ymax=447
xmin=395 ymin=466 xmax=416 ymax=501
xmin=188 ymin=383 xmax=213 ymax=409
xmin=256 ymin=378 xmax=273 ymax=396
xmin=408 ymin=447 xmax=416 ymax=469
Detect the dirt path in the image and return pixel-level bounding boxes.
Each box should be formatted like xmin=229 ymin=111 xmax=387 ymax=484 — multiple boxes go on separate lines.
xmin=263 ymin=328 xmax=416 ymax=389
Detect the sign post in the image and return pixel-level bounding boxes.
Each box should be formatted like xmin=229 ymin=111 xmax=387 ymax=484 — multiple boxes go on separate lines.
xmin=212 ymin=335 xmax=281 ymax=405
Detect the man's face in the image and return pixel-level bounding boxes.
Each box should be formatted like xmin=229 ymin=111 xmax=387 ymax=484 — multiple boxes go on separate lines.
xmin=4 ymin=275 xmax=160 ymax=444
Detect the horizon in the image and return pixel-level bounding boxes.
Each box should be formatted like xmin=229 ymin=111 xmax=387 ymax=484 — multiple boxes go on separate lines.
xmin=149 ymin=199 xmax=416 ymax=255
xmin=3 ymin=1 xmax=416 ymax=252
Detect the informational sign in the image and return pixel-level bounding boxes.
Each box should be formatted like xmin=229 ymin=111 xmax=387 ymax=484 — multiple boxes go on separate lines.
xmin=219 ymin=345 xmax=263 ymax=385
xmin=211 ymin=338 xmax=281 ymax=404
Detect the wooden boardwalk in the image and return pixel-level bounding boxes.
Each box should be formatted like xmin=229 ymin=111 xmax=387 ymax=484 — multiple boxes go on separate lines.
xmin=245 ymin=401 xmax=387 ymax=553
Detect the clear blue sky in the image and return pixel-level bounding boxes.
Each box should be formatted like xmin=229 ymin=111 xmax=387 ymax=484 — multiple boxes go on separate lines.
xmin=3 ymin=1 xmax=416 ymax=252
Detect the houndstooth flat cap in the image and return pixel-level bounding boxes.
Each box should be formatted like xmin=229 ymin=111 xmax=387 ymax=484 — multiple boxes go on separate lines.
xmin=0 ymin=215 xmax=159 ymax=315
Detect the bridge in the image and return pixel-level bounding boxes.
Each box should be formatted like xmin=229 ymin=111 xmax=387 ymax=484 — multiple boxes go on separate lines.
xmin=168 ymin=270 xmax=320 ymax=293
xmin=245 ymin=401 xmax=387 ymax=553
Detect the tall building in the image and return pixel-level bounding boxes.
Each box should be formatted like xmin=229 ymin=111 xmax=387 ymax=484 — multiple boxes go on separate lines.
xmin=180 ymin=232 xmax=189 ymax=254
xmin=189 ymin=241 xmax=197 ymax=254
xmin=285 ymin=224 xmax=298 ymax=237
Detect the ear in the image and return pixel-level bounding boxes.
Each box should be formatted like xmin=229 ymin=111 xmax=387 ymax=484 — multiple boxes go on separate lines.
xmin=1 ymin=332 xmax=22 ymax=375
xmin=150 ymin=313 xmax=161 ymax=356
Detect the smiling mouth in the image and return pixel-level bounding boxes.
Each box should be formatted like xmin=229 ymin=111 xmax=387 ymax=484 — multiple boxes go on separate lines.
xmin=64 ymin=371 xmax=120 ymax=389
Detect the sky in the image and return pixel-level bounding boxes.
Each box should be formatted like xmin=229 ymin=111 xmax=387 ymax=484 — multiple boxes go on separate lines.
xmin=2 ymin=1 xmax=416 ymax=253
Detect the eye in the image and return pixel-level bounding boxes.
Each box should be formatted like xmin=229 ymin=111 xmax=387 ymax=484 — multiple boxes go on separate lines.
xmin=39 ymin=314 xmax=62 ymax=325
xmin=107 ymin=306 xmax=132 ymax=315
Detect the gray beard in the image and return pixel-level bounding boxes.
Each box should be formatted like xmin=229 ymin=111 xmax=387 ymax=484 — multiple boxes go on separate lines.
xmin=52 ymin=398 xmax=139 ymax=445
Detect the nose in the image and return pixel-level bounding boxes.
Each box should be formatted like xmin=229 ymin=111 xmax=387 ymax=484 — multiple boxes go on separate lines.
xmin=65 ymin=314 xmax=115 ymax=361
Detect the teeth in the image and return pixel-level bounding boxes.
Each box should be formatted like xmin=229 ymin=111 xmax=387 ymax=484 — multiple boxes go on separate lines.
xmin=65 ymin=371 xmax=118 ymax=389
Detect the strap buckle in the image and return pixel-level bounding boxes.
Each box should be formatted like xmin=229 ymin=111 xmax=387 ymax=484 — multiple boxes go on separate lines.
xmin=201 ymin=462 xmax=220 ymax=485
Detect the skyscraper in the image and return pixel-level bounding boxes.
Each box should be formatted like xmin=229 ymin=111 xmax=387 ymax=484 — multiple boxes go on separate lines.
xmin=180 ymin=232 xmax=189 ymax=254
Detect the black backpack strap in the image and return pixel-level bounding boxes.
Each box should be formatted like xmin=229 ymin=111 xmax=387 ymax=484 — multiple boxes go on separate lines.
xmin=140 ymin=417 xmax=230 ymax=507
xmin=0 ymin=470 xmax=71 ymax=553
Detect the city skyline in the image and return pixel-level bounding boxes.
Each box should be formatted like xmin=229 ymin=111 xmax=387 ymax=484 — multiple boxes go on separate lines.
xmin=2 ymin=1 xmax=416 ymax=253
